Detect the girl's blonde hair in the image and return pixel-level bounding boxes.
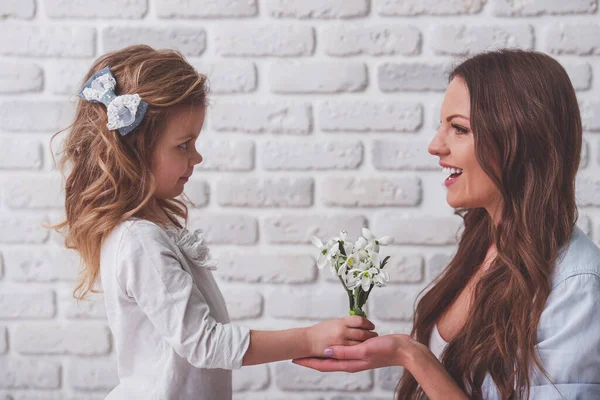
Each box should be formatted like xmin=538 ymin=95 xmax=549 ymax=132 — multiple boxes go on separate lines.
xmin=51 ymin=45 xmax=208 ymax=300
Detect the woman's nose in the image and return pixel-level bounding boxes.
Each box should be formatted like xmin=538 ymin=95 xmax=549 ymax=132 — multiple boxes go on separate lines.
xmin=428 ymin=130 xmax=448 ymax=156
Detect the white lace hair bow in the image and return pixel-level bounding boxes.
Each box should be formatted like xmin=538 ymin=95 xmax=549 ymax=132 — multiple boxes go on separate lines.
xmin=78 ymin=66 xmax=148 ymax=136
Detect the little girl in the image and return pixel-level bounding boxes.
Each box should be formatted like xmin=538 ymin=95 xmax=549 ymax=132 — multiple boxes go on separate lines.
xmin=52 ymin=45 xmax=376 ymax=400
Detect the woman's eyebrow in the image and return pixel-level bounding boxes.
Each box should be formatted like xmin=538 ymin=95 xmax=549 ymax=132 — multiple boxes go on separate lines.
xmin=446 ymin=114 xmax=470 ymax=122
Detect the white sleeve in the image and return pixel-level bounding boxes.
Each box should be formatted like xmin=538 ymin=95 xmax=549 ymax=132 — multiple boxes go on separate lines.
xmin=115 ymin=222 xmax=250 ymax=369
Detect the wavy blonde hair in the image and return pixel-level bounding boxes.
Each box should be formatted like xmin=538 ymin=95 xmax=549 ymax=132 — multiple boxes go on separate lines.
xmin=51 ymin=45 xmax=208 ymax=300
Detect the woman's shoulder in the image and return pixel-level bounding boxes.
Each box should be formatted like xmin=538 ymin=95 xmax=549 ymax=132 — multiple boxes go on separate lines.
xmin=552 ymin=226 xmax=600 ymax=288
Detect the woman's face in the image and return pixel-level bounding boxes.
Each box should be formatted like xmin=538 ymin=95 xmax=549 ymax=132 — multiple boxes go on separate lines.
xmin=428 ymin=77 xmax=502 ymax=217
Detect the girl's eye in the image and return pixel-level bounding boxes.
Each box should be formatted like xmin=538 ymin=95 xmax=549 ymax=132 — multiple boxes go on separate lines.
xmin=451 ymin=123 xmax=468 ymax=134
xmin=178 ymin=140 xmax=191 ymax=150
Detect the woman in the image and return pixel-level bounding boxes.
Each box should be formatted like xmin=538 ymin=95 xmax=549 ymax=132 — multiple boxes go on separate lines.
xmin=293 ymin=49 xmax=600 ymax=399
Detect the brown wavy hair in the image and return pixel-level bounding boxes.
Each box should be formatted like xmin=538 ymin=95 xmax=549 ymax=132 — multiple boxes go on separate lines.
xmin=396 ymin=49 xmax=582 ymax=399
xmin=51 ymin=45 xmax=208 ymax=300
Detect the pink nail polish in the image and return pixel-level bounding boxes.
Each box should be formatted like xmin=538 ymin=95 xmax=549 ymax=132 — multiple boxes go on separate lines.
xmin=324 ymin=348 xmax=334 ymax=357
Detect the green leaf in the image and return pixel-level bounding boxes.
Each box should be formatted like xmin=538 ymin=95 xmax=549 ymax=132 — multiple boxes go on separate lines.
xmin=380 ymin=256 xmax=391 ymax=269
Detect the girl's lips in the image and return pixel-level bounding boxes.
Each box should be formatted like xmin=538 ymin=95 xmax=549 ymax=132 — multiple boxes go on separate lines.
xmin=179 ymin=177 xmax=189 ymax=183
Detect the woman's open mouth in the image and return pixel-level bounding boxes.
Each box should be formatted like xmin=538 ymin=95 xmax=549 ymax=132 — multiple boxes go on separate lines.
xmin=443 ymin=167 xmax=463 ymax=187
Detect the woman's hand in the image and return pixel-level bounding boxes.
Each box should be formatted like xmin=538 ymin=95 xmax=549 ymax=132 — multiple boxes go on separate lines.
xmin=305 ymin=316 xmax=378 ymax=358
xmin=293 ymin=333 xmax=422 ymax=373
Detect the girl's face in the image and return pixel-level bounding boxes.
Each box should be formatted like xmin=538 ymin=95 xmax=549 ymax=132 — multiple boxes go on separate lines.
xmin=428 ymin=77 xmax=502 ymax=218
xmin=152 ymin=104 xmax=205 ymax=200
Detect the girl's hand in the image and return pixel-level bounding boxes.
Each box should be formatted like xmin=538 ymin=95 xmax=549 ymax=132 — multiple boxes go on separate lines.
xmin=305 ymin=316 xmax=378 ymax=357
xmin=293 ymin=333 xmax=421 ymax=373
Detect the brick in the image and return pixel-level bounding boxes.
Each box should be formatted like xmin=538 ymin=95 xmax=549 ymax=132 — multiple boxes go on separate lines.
xmin=261 ymin=140 xmax=362 ymax=170
xmin=189 ymin=214 xmax=258 ymax=245
xmin=102 ymin=27 xmax=206 ymax=56
xmin=233 ymin=396 xmax=323 ymax=400
xmin=576 ymin=175 xmax=600 ymax=206
xmin=0 ymin=325 xmax=6 ymax=354
xmin=214 ymin=25 xmax=314 ymax=57
xmin=325 ymin=252 xmax=423 ymax=284
xmin=0 ymin=0 xmax=35 ymax=18
xmin=217 ymin=177 xmax=313 ymax=207
xmin=3 ymin=248 xmax=79 ymax=282
xmin=492 ymin=0 xmax=598 ymax=16
xmin=275 ymin=362 xmax=372 ymax=390
xmin=263 ymin=214 xmax=367 ymax=244
xmin=59 ymin=289 xmax=106 ymax=320
xmin=0 ymin=137 xmax=42 ymax=170
xmin=0 ymin=62 xmax=42 ymax=93
xmin=544 ymin=23 xmax=600 ymax=55
xmin=216 ymin=253 xmax=317 ymax=284
xmin=0 ymin=213 xmax=48 ymax=244
xmin=321 ymin=177 xmax=422 ymax=207
xmin=319 ymin=101 xmax=422 ymax=132
xmin=233 ymin=364 xmax=269 ymax=392
xmin=67 ymin=357 xmax=118 ymax=390
xmin=373 ymin=139 xmax=439 ymax=170
xmin=562 ymin=62 xmax=592 ymax=91
xmin=378 ymin=63 xmax=448 ymax=92
xmin=323 ymin=25 xmax=420 ymax=56
xmin=373 ymin=214 xmax=462 ymax=245
xmin=577 ymin=215 xmax=592 ymax=236
xmin=211 ymin=101 xmax=311 ymax=134
xmin=184 ymin=180 xmax=209 ymax=207
xmin=196 ymin=139 xmax=254 ymax=171
xmin=46 ymin=60 xmax=93 ymax=95
xmin=267 ymin=0 xmax=368 ymax=19
xmin=0 ymin=101 xmax=74 ymax=132
xmin=0 ymin=289 xmax=55 ymax=319
xmin=0 ymin=358 xmax=60 ymax=389
xmin=431 ymin=25 xmax=534 ymax=55
xmin=221 ymin=287 xmax=263 ymax=320
xmin=371 ymin=285 xmax=424 ymax=321
xmin=270 ymin=61 xmax=367 ymax=93
xmin=13 ymin=322 xmax=111 ymax=355
xmin=377 ymin=0 xmax=484 ymax=15
xmin=193 ymin=60 xmax=257 ymax=93
xmin=581 ymin=101 xmax=600 ymax=131
xmin=427 ymin=253 xmax=453 ymax=282
xmin=3 ymin=175 xmax=64 ymax=209
xmin=0 ymin=24 xmax=95 ymax=57
xmin=581 ymin=139 xmax=589 ymax=169
xmin=377 ymin=366 xmax=404 ymax=391
xmin=46 ymin=0 xmax=147 ymax=18
xmin=156 ymin=0 xmax=257 ymax=17
xmin=267 ymin=287 xmax=348 ymax=319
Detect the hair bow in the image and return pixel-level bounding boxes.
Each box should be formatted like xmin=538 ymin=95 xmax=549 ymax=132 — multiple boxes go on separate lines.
xmin=78 ymin=66 xmax=148 ymax=136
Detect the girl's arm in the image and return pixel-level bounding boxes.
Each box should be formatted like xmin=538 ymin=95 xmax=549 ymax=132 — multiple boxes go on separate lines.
xmin=243 ymin=316 xmax=376 ymax=366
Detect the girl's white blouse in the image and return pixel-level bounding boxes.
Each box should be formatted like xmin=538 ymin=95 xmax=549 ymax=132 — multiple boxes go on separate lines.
xmin=100 ymin=219 xmax=250 ymax=400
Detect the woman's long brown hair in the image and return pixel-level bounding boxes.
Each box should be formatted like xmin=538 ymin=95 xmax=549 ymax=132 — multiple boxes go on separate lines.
xmin=396 ymin=49 xmax=582 ymax=399
xmin=50 ymin=45 xmax=208 ymax=301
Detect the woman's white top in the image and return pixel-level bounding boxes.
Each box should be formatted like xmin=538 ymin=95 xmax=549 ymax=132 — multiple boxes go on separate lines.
xmin=426 ymin=227 xmax=600 ymax=399
xmin=100 ymin=219 xmax=250 ymax=400
xmin=428 ymin=323 xmax=449 ymax=362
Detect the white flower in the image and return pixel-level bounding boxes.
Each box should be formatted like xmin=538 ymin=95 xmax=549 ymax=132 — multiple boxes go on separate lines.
xmin=310 ymin=236 xmax=339 ymax=270
xmin=354 ymin=236 xmax=367 ymax=251
xmin=165 ymin=227 xmax=218 ymax=270
xmin=338 ymin=251 xmax=360 ymax=278
xmin=362 ymin=228 xmax=394 ymax=253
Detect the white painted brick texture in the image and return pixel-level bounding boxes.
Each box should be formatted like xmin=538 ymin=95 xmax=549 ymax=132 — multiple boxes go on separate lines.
xmin=0 ymin=1 xmax=599 ymax=398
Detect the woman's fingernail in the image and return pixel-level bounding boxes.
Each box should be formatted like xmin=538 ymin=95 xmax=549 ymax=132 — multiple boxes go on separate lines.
xmin=324 ymin=348 xmax=334 ymax=357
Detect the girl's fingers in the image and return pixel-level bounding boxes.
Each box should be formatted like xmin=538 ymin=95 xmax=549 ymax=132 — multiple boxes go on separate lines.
xmin=344 ymin=339 xmax=363 ymax=346
xmin=347 ymin=328 xmax=378 ymax=342
xmin=343 ymin=316 xmax=375 ymax=330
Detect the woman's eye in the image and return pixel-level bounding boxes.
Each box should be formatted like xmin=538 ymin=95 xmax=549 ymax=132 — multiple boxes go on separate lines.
xmin=451 ymin=124 xmax=468 ymax=134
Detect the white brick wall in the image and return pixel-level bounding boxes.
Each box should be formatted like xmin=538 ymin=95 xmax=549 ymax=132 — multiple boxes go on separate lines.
xmin=0 ymin=0 xmax=599 ymax=398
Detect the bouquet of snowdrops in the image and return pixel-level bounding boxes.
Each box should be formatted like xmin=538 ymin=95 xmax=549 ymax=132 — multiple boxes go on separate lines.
xmin=311 ymin=228 xmax=394 ymax=318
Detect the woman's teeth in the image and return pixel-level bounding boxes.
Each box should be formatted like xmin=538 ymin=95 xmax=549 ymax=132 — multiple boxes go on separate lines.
xmin=443 ymin=167 xmax=464 ymax=177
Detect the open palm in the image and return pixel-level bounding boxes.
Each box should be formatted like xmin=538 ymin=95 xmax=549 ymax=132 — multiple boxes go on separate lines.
xmin=292 ymin=333 xmax=418 ymax=373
